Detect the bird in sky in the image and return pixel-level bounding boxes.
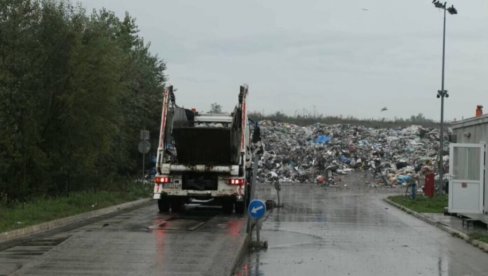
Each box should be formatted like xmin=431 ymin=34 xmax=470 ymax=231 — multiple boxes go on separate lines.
xmin=381 ymin=107 xmax=388 ymax=112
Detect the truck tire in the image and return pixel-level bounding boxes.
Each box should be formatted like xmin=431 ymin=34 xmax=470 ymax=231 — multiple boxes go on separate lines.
xmin=245 ymin=185 xmax=251 ymax=207
xmin=158 ymin=198 xmax=170 ymax=213
xmin=235 ymin=188 xmax=250 ymax=215
xmin=222 ymin=199 xmax=234 ymax=215
xmin=171 ymin=199 xmax=185 ymax=213
xmin=235 ymin=201 xmax=245 ymax=214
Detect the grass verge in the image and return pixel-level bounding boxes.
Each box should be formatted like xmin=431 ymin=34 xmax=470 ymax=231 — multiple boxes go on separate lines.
xmin=469 ymin=232 xmax=488 ymax=244
xmin=0 ymin=182 xmax=150 ymax=233
xmin=389 ymin=195 xmax=448 ymax=213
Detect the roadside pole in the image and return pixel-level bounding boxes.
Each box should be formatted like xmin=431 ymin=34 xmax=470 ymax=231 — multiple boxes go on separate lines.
xmin=142 ymin=152 xmax=145 ymax=180
xmin=138 ymin=130 xmax=151 ymax=181
xmin=273 ymin=178 xmax=283 ymax=208
xmin=247 ymin=155 xmax=259 ymax=234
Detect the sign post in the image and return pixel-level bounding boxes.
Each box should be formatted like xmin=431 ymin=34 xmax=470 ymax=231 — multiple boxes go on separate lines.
xmin=248 ymin=199 xmax=268 ymax=249
xmin=246 ymin=155 xmax=259 ymax=234
xmin=138 ymin=130 xmax=151 ymax=181
xmin=273 ymin=179 xmax=283 ymax=208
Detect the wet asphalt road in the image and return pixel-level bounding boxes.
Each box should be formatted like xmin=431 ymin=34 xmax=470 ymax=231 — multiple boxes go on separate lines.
xmin=0 ymin=204 xmax=247 ymax=276
xmin=235 ymin=174 xmax=488 ymax=276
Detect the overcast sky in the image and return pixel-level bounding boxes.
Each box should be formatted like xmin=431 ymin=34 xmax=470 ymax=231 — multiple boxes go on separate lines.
xmin=77 ymin=0 xmax=488 ymax=121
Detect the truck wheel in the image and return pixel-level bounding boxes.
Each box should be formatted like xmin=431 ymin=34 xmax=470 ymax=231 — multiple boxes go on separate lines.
xmin=245 ymin=185 xmax=251 ymax=207
xmin=222 ymin=200 xmax=234 ymax=215
xmin=158 ymin=198 xmax=170 ymax=213
xmin=235 ymin=201 xmax=245 ymax=214
xmin=236 ymin=188 xmax=250 ymax=215
xmin=171 ymin=199 xmax=184 ymax=213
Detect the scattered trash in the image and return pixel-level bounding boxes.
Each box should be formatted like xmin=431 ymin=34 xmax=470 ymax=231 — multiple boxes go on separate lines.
xmin=257 ymin=121 xmax=449 ymax=187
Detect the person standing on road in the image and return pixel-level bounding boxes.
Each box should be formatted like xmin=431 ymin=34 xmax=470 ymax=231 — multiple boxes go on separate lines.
xmin=406 ymin=170 xmax=419 ymax=199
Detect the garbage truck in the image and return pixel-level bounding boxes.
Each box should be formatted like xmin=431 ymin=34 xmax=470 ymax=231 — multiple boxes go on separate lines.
xmin=153 ymin=85 xmax=253 ymax=214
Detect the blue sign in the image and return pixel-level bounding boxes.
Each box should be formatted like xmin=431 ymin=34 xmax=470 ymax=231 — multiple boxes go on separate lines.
xmin=248 ymin=199 xmax=266 ymax=220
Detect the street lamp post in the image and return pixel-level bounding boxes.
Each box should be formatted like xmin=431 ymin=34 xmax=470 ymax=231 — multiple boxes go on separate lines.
xmin=433 ymin=0 xmax=457 ymax=192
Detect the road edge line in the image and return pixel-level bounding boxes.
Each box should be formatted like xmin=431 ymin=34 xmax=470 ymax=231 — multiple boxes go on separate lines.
xmin=0 ymin=198 xmax=152 ymax=243
xmin=384 ymin=197 xmax=488 ymax=253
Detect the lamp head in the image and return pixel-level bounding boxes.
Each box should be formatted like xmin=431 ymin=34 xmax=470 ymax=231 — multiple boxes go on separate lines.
xmin=447 ymin=5 xmax=457 ymax=14
xmin=433 ymin=1 xmax=445 ymax=8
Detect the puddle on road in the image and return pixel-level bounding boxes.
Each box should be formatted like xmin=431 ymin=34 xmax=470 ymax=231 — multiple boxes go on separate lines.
xmin=146 ymin=215 xmax=211 ymax=232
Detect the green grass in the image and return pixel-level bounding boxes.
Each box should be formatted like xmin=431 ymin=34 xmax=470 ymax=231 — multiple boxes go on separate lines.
xmin=389 ymin=195 xmax=448 ymax=213
xmin=469 ymin=232 xmax=488 ymax=244
xmin=0 ymin=182 xmax=150 ymax=233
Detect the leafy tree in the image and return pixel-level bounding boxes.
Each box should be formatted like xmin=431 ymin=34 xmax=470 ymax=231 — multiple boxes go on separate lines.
xmin=209 ymin=103 xmax=223 ymax=113
xmin=409 ymin=113 xmax=429 ymax=123
xmin=0 ymin=0 xmax=44 ymax=201
xmin=0 ymin=0 xmax=166 ymax=202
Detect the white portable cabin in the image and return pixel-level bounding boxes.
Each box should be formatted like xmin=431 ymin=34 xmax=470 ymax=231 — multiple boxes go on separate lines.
xmin=450 ymin=114 xmax=488 ymax=216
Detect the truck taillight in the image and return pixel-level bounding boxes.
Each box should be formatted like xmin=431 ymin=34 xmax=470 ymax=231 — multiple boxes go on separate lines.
xmin=154 ymin=176 xmax=171 ymax=184
xmin=228 ymin=178 xmax=246 ymax=185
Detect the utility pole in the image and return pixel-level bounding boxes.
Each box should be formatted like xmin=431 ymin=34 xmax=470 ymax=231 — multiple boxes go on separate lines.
xmin=433 ymin=1 xmax=457 ymax=192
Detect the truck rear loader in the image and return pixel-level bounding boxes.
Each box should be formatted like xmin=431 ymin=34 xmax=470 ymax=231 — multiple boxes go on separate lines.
xmin=153 ymin=85 xmax=253 ymax=214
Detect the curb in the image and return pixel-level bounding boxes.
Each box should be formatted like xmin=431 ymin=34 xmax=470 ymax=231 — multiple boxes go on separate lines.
xmin=384 ymin=198 xmax=488 ymax=253
xmin=230 ymin=206 xmax=275 ymax=275
xmin=230 ymin=232 xmax=250 ymax=276
xmin=0 ymin=198 xmax=152 ymax=243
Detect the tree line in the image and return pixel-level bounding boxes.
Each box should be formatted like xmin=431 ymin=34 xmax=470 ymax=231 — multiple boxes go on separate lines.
xmin=249 ymin=111 xmax=439 ymax=129
xmin=0 ymin=0 xmax=165 ymax=203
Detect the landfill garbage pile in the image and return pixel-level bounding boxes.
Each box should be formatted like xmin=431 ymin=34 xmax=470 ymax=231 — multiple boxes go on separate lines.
xmin=256 ymin=120 xmax=449 ymax=186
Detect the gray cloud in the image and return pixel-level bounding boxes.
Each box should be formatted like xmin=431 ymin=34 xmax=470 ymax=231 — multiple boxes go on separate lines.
xmin=78 ymin=0 xmax=488 ymax=120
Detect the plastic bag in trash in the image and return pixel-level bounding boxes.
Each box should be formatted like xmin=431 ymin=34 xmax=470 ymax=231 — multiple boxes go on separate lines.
xmin=315 ymin=135 xmax=331 ymax=145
